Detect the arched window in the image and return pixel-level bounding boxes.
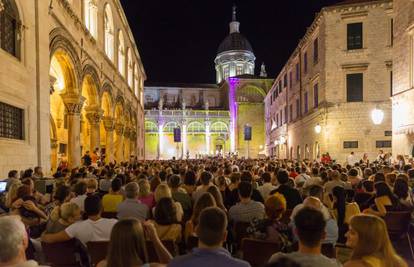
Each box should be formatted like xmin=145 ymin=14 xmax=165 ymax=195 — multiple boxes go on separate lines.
xmin=83 ymin=0 xmax=98 ymax=39
xmin=187 ymin=121 xmax=205 ymax=133
xmin=163 ymin=122 xmax=178 ymax=133
xmin=127 ymin=48 xmax=133 ymax=88
xmin=0 ymin=0 xmax=21 ymax=58
xmin=145 ymin=121 xmax=158 ymax=133
xmin=134 ymin=65 xmax=139 ymax=97
xmin=118 ymin=31 xmax=125 ymax=77
xmin=210 ymin=122 xmax=228 ymax=133
xmin=104 ymin=4 xmax=114 ymax=61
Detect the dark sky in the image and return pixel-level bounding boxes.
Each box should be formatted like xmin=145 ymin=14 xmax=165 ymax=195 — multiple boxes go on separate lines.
xmin=120 ymin=0 xmax=342 ymax=84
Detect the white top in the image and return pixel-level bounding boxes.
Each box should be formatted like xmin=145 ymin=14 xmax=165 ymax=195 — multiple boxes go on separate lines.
xmin=257 ymin=183 xmax=277 ymax=199
xmin=65 ymin=218 xmax=117 ymax=245
xmin=70 ymin=195 xmax=87 ymax=211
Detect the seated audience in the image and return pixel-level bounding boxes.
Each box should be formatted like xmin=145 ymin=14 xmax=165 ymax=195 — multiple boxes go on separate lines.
xmin=98 ymin=219 xmax=172 ymax=267
xmin=258 ymin=172 xmax=276 ymax=200
xmin=248 ymin=193 xmax=291 ymax=248
xmin=229 ymin=181 xmax=265 ymax=223
xmin=181 ymin=170 xmax=197 ymax=197
xmin=102 ymin=178 xmax=124 ymax=212
xmin=138 ymin=178 xmax=156 ymax=210
xmin=270 ymin=169 xmax=302 ymax=209
xmin=185 ymin=192 xmax=216 ymax=242
xmin=168 ymin=207 xmax=250 ymax=267
xmin=70 ymin=181 xmax=88 ymax=212
xmin=44 ymin=185 xmax=71 ymax=216
xmin=42 ymin=194 xmax=117 ymax=245
xmin=192 ymin=171 xmax=214 ymax=201
xmin=354 ymin=180 xmax=375 ymax=210
xmin=154 ymin=184 xmax=183 ymax=222
xmin=344 ymin=214 xmax=407 ymax=267
xmin=169 ymin=174 xmax=192 ymax=219
xmin=393 ymin=178 xmax=413 ymax=208
xmin=46 ymin=202 xmax=81 ymax=233
xmin=149 ymin=197 xmax=182 ymax=243
xmin=0 ymin=216 xmax=45 ymax=267
xmin=207 ymin=185 xmax=227 ymax=212
xmin=268 ymin=207 xmax=341 ymax=267
xmin=117 ymin=182 xmax=149 ymax=220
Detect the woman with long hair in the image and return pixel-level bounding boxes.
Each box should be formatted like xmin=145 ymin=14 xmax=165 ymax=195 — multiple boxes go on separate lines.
xmin=154 ymin=184 xmax=183 ymax=222
xmin=98 ymin=219 xmax=172 ymax=267
xmin=137 ymin=179 xmax=155 ymax=210
xmin=207 ymin=185 xmax=227 ymax=212
xmin=184 ymin=192 xmax=216 ymax=242
xmin=363 ymin=182 xmax=404 ymax=217
xmin=47 ymin=202 xmax=81 ymax=233
xmin=344 ymin=214 xmax=407 ymax=267
xmin=149 ymin=198 xmax=182 ymax=243
xmin=326 ymin=186 xmax=360 ymax=243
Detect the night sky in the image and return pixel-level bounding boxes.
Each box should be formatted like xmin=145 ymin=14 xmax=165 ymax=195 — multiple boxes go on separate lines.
xmin=120 ymin=0 xmax=342 ymax=84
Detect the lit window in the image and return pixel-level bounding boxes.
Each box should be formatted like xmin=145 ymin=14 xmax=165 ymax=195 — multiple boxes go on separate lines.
xmin=104 ymin=4 xmax=114 ymax=61
xmin=118 ymin=31 xmax=126 ymax=77
xmin=236 ymin=65 xmax=243 ymax=75
xmin=84 ymin=0 xmax=98 ymax=39
xmin=127 ymin=48 xmax=133 ymax=87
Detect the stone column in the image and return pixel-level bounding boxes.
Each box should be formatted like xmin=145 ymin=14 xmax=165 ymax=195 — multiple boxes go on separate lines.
xmin=114 ymin=122 xmax=125 ymax=162
xmin=123 ymin=127 xmax=131 ymax=162
xmin=130 ymin=129 xmax=137 ymax=158
xmin=85 ymin=108 xmax=103 ymax=152
xmin=50 ymin=139 xmax=58 ymax=172
xmin=205 ymin=121 xmax=211 ymax=155
xmin=61 ymin=93 xmax=85 ymax=168
xmin=157 ymin=121 xmax=163 ymax=160
xmin=103 ymin=116 xmax=115 ymax=164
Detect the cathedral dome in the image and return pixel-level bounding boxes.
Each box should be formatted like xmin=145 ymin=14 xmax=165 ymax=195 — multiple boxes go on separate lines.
xmin=217 ymin=32 xmax=253 ymax=54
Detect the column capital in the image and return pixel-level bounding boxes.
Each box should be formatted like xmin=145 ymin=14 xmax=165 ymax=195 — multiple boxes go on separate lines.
xmin=50 ymin=139 xmax=58 ymax=149
xmin=85 ymin=108 xmax=103 ymax=125
xmin=61 ymin=93 xmax=85 ymax=115
xmin=115 ymin=122 xmax=124 ymax=135
xmin=123 ymin=127 xmax=131 ymax=138
xmin=102 ymin=116 xmax=115 ymax=131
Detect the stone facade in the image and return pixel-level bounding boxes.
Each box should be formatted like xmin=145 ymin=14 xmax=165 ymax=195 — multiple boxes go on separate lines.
xmin=0 ymin=0 xmax=145 ymax=176
xmin=265 ymin=0 xmax=393 ymax=163
xmin=392 ymin=0 xmax=414 ymax=157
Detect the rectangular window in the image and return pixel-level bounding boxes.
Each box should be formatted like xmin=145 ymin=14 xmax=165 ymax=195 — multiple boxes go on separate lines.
xmin=0 ymin=101 xmax=24 ymax=140
xmin=347 ymin=23 xmax=363 ymax=50
xmin=289 ymin=72 xmax=293 ymax=89
xmin=296 ymin=98 xmax=300 ymax=118
xmin=313 ymin=83 xmax=319 ymax=108
xmin=376 ymin=140 xmax=392 ymax=148
xmin=283 ymin=74 xmax=288 ymax=88
xmin=296 ymin=63 xmax=300 ymax=81
xmin=347 ymin=73 xmax=363 ymax=102
xmin=343 ymin=141 xmax=358 ymax=149
xmin=313 ymin=38 xmax=319 ymax=63
xmin=284 ymin=106 xmax=288 ymax=124
xmin=304 ymin=52 xmax=308 ymax=73
xmin=384 ymin=131 xmax=392 ymax=136
xmin=390 ymin=71 xmax=393 ymax=97
xmin=304 ymin=92 xmax=309 ymax=113
xmin=289 ymin=105 xmax=293 ymax=122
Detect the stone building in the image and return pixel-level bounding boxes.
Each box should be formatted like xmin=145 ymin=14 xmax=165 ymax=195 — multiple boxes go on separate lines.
xmin=0 ymin=0 xmax=145 ymax=176
xmin=144 ymin=6 xmax=272 ymax=159
xmin=392 ymin=0 xmax=414 ymax=157
xmin=265 ymin=0 xmax=393 ymax=163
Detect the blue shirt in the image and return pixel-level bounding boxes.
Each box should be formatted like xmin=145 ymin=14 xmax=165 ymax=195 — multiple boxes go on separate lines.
xmin=167 ymin=247 xmax=251 ymax=267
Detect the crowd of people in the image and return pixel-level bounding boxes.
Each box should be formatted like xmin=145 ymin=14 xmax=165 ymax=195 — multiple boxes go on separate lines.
xmin=0 ymin=152 xmax=412 ymax=267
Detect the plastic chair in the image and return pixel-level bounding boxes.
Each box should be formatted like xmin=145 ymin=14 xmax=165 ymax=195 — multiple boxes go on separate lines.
xmin=42 ymin=239 xmax=82 ymax=267
xmin=241 ymin=238 xmax=282 ymax=267
xmin=384 ymin=211 xmax=414 ymax=259
xmin=87 ymin=241 xmax=109 ymax=266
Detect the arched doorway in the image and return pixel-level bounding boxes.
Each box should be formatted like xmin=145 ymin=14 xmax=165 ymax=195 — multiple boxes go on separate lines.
xmin=49 ymin=49 xmax=80 ymax=169
xmin=100 ymin=88 xmax=114 ymax=163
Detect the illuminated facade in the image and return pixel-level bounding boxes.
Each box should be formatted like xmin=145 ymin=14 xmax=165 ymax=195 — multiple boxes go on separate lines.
xmin=0 ymin=0 xmax=145 ymax=176
xmin=265 ymin=0 xmax=393 ymax=163
xmin=144 ymin=6 xmax=272 ymax=159
xmin=392 ymin=0 xmax=414 ymax=157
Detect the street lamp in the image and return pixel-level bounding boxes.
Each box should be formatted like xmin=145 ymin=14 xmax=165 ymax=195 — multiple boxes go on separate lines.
xmin=314 ymin=123 xmax=322 ymax=134
xmin=371 ymin=108 xmax=384 ymax=125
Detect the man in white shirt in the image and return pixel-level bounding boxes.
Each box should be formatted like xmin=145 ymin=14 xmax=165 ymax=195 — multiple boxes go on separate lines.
xmin=346 ymin=151 xmax=358 ymax=166
xmin=42 ymin=195 xmax=117 ymax=246
xmin=257 ymin=172 xmax=276 ymax=199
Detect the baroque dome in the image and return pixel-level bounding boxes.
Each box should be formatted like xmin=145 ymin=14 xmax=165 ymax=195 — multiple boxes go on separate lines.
xmin=217 ymin=32 xmax=254 ymax=54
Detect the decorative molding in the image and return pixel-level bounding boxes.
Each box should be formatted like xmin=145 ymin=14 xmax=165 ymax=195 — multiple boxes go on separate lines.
xmin=341 ymin=62 xmax=369 ymax=70
xmin=103 ymin=116 xmax=115 ymax=131
xmin=341 ymin=10 xmax=368 ymax=20
xmin=85 ymin=109 xmax=103 ymax=125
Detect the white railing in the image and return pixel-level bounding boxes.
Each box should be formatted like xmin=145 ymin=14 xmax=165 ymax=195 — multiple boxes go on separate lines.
xmin=145 ymin=109 xmax=230 ymax=118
